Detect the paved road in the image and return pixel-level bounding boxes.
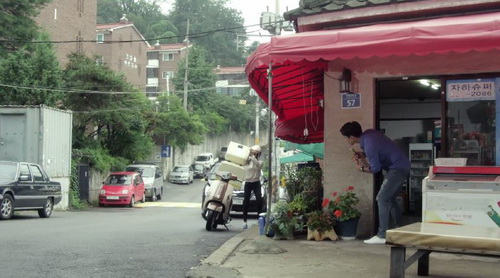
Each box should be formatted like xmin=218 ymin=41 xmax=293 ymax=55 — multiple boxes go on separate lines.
xmin=0 ymin=179 xmax=240 ymax=278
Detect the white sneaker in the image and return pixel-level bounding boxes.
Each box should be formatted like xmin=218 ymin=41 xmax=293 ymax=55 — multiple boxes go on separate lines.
xmin=243 ymin=223 xmax=248 ymax=229
xmin=363 ymin=235 xmax=386 ymax=245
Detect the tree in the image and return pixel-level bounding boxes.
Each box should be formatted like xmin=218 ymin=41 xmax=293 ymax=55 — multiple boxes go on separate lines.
xmin=0 ymin=32 xmax=63 ymax=106
xmin=152 ymin=95 xmax=206 ymax=152
xmin=168 ymin=0 xmax=247 ymax=66
xmin=0 ymin=0 xmax=52 ymax=56
xmin=97 ymin=0 xmax=178 ymax=44
xmin=62 ymin=53 xmax=155 ymax=162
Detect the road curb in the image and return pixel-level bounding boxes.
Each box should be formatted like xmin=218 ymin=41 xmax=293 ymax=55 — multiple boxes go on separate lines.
xmin=201 ymin=225 xmax=258 ymax=266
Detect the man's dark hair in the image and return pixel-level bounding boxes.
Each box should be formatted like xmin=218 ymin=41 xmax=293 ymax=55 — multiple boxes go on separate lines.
xmin=340 ymin=121 xmax=363 ymax=137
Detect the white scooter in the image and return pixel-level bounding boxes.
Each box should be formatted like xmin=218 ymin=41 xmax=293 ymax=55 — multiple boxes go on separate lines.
xmin=202 ymin=171 xmax=237 ymax=231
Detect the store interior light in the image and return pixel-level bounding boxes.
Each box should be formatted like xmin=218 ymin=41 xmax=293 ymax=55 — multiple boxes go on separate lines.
xmin=419 ymin=79 xmax=430 ymax=86
xmin=419 ymin=79 xmax=441 ymax=90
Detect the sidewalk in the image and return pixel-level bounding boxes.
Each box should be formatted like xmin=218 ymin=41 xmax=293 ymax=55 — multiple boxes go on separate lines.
xmin=187 ymin=223 xmax=499 ymax=278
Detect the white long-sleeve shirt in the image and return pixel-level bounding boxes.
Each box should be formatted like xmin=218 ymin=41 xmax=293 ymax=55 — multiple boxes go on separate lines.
xmin=243 ymin=155 xmax=263 ymax=182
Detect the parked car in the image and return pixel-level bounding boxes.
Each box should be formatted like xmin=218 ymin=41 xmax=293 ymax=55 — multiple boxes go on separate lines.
xmin=168 ymin=165 xmax=194 ymax=184
xmin=218 ymin=147 xmax=228 ymax=161
xmin=99 ymin=171 xmax=145 ymax=207
xmin=193 ymin=163 xmax=207 ymax=178
xmin=231 ymin=173 xmax=268 ymax=214
xmin=124 ymin=162 xmax=163 ymax=201
xmin=193 ymin=152 xmax=217 ymax=170
xmin=0 ymin=161 xmax=62 ymax=220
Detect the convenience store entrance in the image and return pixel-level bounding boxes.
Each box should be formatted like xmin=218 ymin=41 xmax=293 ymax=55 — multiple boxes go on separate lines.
xmin=376 ymin=77 xmax=442 ymax=217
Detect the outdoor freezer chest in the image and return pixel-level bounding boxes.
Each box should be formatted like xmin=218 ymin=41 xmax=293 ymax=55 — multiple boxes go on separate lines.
xmin=422 ymin=166 xmax=500 ymax=228
xmin=225 ymin=141 xmax=250 ymax=166
xmin=218 ymin=161 xmax=245 ymax=180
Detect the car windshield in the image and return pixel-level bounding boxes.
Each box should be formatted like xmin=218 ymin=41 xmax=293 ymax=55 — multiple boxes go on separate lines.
xmin=0 ymin=162 xmax=17 ymax=181
xmin=195 ymin=155 xmax=209 ymax=161
xmin=125 ymin=166 xmax=154 ymax=177
xmin=207 ymin=164 xmax=221 ymax=180
xmin=173 ymin=167 xmax=188 ymax=172
xmin=105 ymin=174 xmax=132 ymax=185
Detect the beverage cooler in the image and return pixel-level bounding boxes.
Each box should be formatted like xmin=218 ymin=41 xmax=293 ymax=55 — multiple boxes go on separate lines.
xmin=422 ymin=165 xmax=500 ymax=227
xmin=408 ymin=143 xmax=434 ymax=213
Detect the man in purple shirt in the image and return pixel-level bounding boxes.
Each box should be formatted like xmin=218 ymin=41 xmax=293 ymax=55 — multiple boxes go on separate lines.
xmin=340 ymin=121 xmax=410 ymax=244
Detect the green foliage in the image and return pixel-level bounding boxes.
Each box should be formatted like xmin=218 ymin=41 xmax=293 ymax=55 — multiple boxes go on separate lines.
xmin=284 ymin=166 xmax=323 ymax=202
xmin=324 ymin=186 xmax=362 ymax=221
xmin=62 ymin=53 xmax=156 ymax=164
xmin=288 ymin=193 xmax=318 ymax=215
xmin=168 ymin=0 xmax=246 ymax=66
xmin=270 ymin=200 xmax=301 ymax=238
xmin=306 ymin=211 xmax=334 ymax=232
xmin=0 ymin=0 xmax=52 ymax=55
xmin=97 ymin=0 xmax=177 ymax=44
xmin=151 ymin=95 xmax=206 ymax=152
xmin=0 ymin=32 xmax=63 ymax=106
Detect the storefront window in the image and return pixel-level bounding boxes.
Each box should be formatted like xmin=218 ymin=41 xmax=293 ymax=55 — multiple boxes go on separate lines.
xmin=446 ymin=79 xmax=496 ymax=165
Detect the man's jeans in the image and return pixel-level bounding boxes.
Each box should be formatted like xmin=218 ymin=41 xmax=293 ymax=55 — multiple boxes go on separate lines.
xmin=376 ymin=168 xmax=410 ymax=238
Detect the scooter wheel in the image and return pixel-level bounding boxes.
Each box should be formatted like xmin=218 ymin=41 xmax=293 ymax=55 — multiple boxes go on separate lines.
xmin=205 ymin=210 xmax=218 ymax=231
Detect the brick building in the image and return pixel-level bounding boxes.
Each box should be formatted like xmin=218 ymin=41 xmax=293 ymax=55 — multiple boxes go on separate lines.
xmin=146 ymin=42 xmax=190 ymax=99
xmin=96 ymin=15 xmax=150 ymax=90
xmin=36 ymin=0 xmax=97 ymax=66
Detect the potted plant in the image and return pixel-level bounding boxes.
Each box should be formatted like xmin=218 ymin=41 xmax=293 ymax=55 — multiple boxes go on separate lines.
xmin=323 ymin=186 xmax=361 ymax=239
xmin=269 ymin=200 xmax=301 ymax=240
xmin=305 ymin=210 xmax=338 ymax=241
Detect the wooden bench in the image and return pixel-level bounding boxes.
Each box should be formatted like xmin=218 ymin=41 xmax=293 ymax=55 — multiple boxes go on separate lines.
xmin=386 ymin=222 xmax=500 ymax=278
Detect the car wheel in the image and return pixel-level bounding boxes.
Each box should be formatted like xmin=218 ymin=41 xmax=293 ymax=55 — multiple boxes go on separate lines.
xmin=99 ymin=202 xmax=104 ymax=207
xmin=0 ymin=194 xmax=14 ymax=220
xmin=205 ymin=210 xmax=218 ymax=231
xmin=129 ymin=195 xmax=135 ymax=207
xmin=38 ymin=198 xmax=54 ymax=218
xmin=141 ymin=192 xmax=146 ymax=203
xmin=151 ymin=190 xmax=157 ymax=202
xmin=157 ymin=188 xmax=162 ymax=200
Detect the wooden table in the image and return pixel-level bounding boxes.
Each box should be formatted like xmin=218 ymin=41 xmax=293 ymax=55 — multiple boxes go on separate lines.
xmin=386 ymin=222 xmax=500 ymax=278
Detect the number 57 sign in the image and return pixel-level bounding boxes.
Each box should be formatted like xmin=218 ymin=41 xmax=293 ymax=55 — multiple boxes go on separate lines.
xmin=341 ymin=93 xmax=361 ymax=109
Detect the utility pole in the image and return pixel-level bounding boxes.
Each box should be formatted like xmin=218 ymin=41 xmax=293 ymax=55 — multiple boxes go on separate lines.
xmin=183 ymin=19 xmax=190 ymax=111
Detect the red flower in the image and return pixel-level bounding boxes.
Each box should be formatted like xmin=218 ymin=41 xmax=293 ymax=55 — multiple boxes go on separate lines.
xmin=346 ymin=186 xmax=354 ymax=191
xmin=332 ymin=192 xmax=338 ymax=197
xmin=322 ymin=198 xmax=330 ymax=208
xmin=334 ymin=210 xmax=343 ymax=218
xmin=336 ymin=196 xmax=341 ymax=203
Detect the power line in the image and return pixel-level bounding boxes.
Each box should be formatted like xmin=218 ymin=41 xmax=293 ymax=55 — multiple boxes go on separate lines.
xmin=0 ymin=21 xmax=288 ymax=45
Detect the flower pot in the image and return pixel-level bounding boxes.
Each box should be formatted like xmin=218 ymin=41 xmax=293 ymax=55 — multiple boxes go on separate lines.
xmin=335 ymin=218 xmax=359 ymax=240
xmin=307 ymin=228 xmax=338 ymax=241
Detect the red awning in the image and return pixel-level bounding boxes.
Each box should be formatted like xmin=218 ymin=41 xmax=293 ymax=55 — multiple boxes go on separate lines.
xmin=246 ymin=12 xmax=500 ymax=143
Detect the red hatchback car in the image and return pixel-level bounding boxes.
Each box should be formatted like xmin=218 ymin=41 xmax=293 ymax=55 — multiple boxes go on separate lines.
xmin=99 ymin=172 xmax=145 ymax=207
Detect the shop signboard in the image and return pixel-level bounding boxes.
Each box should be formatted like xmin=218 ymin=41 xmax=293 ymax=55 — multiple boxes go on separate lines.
xmin=446 ymin=78 xmax=496 ymax=102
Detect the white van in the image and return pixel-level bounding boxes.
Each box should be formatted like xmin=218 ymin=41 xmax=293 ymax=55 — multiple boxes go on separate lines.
xmin=193 ymin=153 xmax=217 ymax=169
xmin=124 ymin=162 xmax=163 ymax=201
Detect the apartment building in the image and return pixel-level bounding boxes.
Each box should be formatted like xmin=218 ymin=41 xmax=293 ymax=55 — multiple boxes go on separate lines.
xmin=145 ymin=42 xmax=191 ymax=99
xmin=36 ymin=0 xmax=97 ymax=66
xmin=214 ymin=66 xmax=249 ymax=96
xmin=96 ymin=15 xmax=149 ymax=89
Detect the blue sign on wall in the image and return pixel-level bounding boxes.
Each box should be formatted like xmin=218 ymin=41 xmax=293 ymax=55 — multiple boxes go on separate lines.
xmin=341 ymin=93 xmax=361 ymax=109
xmin=161 ymin=145 xmax=171 ymax=158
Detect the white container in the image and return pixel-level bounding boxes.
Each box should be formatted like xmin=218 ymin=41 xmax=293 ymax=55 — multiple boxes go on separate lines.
xmin=225 ymin=141 xmax=250 ymax=166
xmin=434 ymin=158 xmax=467 ymax=166
xmin=218 ymin=161 xmax=245 ymax=189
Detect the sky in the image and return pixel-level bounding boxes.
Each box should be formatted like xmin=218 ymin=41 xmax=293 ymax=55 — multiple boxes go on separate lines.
xmin=228 ymin=0 xmax=299 ymax=41
xmin=161 ymin=0 xmax=300 ymax=44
